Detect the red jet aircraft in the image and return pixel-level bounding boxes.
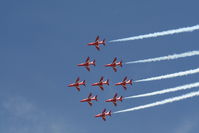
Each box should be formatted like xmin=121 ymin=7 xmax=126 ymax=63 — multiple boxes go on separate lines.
xmin=87 ymin=36 xmax=106 ymax=51
xmin=105 ymin=93 xmax=123 ymax=106
xmin=115 ymin=76 xmax=133 ymax=90
xmin=105 ymin=57 xmax=122 ymax=72
xmin=95 ymin=109 xmax=111 ymax=121
xmin=77 ymin=57 xmax=96 ymax=71
xmin=92 ymin=76 xmax=109 ymax=91
xmin=68 ymin=77 xmax=86 ymax=91
xmin=80 ymin=93 xmax=98 ymax=106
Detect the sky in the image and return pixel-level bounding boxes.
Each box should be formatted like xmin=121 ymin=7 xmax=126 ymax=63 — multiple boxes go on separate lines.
xmin=0 ymin=0 xmax=199 ymax=133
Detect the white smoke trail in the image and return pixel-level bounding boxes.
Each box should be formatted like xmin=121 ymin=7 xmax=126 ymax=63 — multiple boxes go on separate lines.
xmin=125 ymin=82 xmax=199 ymax=99
xmin=110 ymin=24 xmax=199 ymax=42
xmin=114 ymin=90 xmax=199 ymax=114
xmin=135 ymin=68 xmax=199 ymax=83
xmin=126 ymin=50 xmax=199 ymax=64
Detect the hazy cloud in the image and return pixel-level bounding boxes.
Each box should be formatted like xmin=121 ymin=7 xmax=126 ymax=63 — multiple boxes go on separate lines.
xmin=0 ymin=96 xmax=84 ymax=133
xmin=173 ymin=116 xmax=199 ymax=133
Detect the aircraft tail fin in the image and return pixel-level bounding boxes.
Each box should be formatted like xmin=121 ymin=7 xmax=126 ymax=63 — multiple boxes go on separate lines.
xmin=108 ymin=110 xmax=112 ymax=116
xmin=119 ymin=60 xmax=123 ymax=67
xmin=119 ymin=96 xmax=123 ymax=102
xmin=130 ymin=79 xmax=133 ymax=85
xmin=103 ymin=39 xmax=106 ymax=46
xmin=105 ymin=79 xmax=109 ymax=85
xmin=93 ymin=59 xmax=96 ymax=66
xmin=94 ymin=95 xmax=98 ymax=101
xmin=83 ymin=80 xmax=86 ymax=86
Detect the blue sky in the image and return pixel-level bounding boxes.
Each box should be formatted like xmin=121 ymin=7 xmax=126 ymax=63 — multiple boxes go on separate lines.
xmin=0 ymin=0 xmax=199 ymax=133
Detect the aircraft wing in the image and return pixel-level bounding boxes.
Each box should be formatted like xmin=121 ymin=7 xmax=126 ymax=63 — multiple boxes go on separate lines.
xmin=76 ymin=77 xmax=80 ymax=83
xmin=102 ymin=116 xmax=106 ymax=121
xmin=86 ymin=66 xmax=90 ymax=71
xmin=99 ymin=85 xmax=104 ymax=91
xmin=85 ymin=57 xmax=90 ymax=62
xmin=113 ymin=93 xmax=118 ymax=98
xmin=88 ymin=93 xmax=92 ymax=98
xmin=102 ymin=109 xmax=106 ymax=113
xmin=122 ymin=85 xmax=127 ymax=90
xmin=95 ymin=45 xmax=100 ymax=51
xmin=76 ymin=86 xmax=80 ymax=91
xmin=112 ymin=57 xmax=117 ymax=63
xmin=99 ymin=76 xmax=104 ymax=82
xmin=95 ymin=35 xmax=99 ymax=42
xmin=88 ymin=101 xmax=92 ymax=106
xmin=113 ymin=67 xmax=117 ymax=72
xmin=123 ymin=76 xmax=127 ymax=82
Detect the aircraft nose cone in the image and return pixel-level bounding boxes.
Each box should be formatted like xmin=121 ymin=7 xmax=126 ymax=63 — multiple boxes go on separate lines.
xmin=95 ymin=114 xmax=100 ymax=117
xmin=77 ymin=64 xmax=83 ymax=66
